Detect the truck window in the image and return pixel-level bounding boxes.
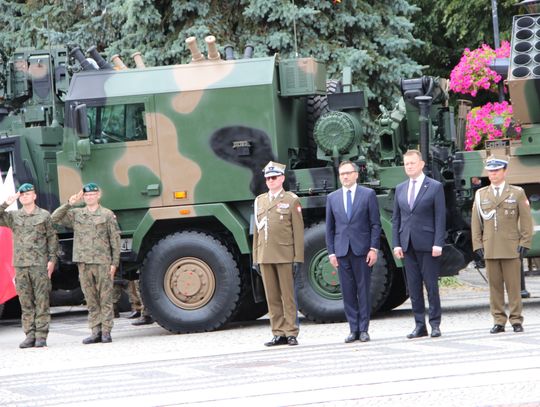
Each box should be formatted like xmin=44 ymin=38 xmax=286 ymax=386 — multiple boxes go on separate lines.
xmin=86 ymin=102 xmax=147 ymax=144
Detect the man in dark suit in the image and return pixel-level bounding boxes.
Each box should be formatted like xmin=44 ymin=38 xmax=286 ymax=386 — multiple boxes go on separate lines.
xmin=326 ymin=161 xmax=381 ymax=343
xmin=392 ymin=150 xmax=446 ymax=339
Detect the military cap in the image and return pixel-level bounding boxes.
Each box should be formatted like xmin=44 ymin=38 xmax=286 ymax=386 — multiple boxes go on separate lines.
xmin=263 ymin=161 xmax=286 ymax=177
xmin=485 ymin=157 xmax=508 ymax=171
xmin=17 ymin=183 xmax=34 ymax=193
xmin=82 ymin=182 xmax=100 ymax=192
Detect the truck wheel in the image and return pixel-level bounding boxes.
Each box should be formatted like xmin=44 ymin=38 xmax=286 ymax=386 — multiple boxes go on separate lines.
xmin=370 ymin=241 xmax=394 ymax=312
xmin=297 ymin=222 xmax=345 ymax=322
xmin=231 ymin=292 xmax=268 ymax=322
xmin=140 ymin=231 xmax=241 ymax=334
xmin=377 ymin=267 xmax=408 ymax=312
xmin=297 ymin=223 xmax=393 ymax=322
xmin=0 ymin=303 xmax=4 ymax=319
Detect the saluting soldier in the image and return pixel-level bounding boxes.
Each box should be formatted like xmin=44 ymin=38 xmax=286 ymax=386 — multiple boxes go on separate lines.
xmin=0 ymin=183 xmax=58 ymax=348
xmin=52 ymin=183 xmax=121 ymax=344
xmin=253 ymin=161 xmax=304 ymax=346
xmin=471 ymin=157 xmax=533 ymax=334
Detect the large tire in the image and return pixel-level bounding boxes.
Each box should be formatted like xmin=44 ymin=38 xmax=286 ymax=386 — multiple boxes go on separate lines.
xmin=377 ymin=266 xmax=408 ymax=312
xmin=231 ymin=290 xmax=268 ymax=322
xmin=297 ymin=222 xmax=393 ymax=322
xmin=0 ymin=303 xmax=4 ymax=319
xmin=50 ymin=287 xmax=85 ymax=307
xmin=306 ymin=80 xmax=343 ymax=163
xmin=140 ymin=231 xmax=241 ymax=334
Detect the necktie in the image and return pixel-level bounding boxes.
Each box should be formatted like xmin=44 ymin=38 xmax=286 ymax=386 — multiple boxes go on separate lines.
xmin=494 ymin=187 xmax=499 ymax=198
xmin=346 ymin=189 xmax=352 ymax=220
xmin=409 ymin=180 xmax=417 ymax=209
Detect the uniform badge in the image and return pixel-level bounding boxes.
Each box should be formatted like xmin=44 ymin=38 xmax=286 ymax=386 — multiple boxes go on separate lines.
xmin=278 ymin=203 xmax=290 ymax=209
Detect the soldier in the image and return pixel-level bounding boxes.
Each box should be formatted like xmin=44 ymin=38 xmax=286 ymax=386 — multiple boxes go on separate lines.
xmin=113 ymin=279 xmax=143 ymax=319
xmin=253 ymin=161 xmax=304 ymax=346
xmin=471 ymin=157 xmax=533 ymax=334
xmin=52 ymin=183 xmax=121 ymax=344
xmin=0 ymin=183 xmax=58 ymax=348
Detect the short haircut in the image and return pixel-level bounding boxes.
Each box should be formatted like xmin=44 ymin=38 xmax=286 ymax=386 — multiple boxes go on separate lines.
xmin=404 ymin=149 xmax=423 ymax=160
xmin=339 ymin=160 xmax=359 ymax=171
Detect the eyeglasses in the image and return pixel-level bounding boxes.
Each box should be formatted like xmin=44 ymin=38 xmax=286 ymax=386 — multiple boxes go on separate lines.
xmin=265 ymin=175 xmax=281 ymax=181
xmin=339 ymin=171 xmax=356 ymax=176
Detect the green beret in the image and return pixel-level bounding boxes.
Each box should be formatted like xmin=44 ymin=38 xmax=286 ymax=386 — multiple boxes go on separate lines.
xmin=82 ymin=182 xmax=100 ymax=192
xmin=18 ymin=183 xmax=35 ymax=193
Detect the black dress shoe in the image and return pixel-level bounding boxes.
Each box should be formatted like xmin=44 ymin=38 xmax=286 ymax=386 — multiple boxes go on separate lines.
xmin=512 ymin=324 xmax=524 ymax=333
xmin=345 ymin=332 xmax=359 ymax=343
xmin=431 ymin=327 xmax=441 ymax=338
xmin=127 ymin=310 xmax=141 ymax=319
xmin=264 ymin=336 xmax=288 ymax=347
xmin=82 ymin=333 xmax=102 ymax=344
xmin=490 ymin=324 xmax=505 ymax=334
xmin=407 ymin=327 xmax=428 ymax=339
xmin=287 ymin=336 xmax=298 ymax=346
xmin=359 ymin=332 xmax=370 ymax=342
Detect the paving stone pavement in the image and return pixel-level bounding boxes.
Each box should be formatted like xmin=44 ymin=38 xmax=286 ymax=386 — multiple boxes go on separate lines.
xmin=1 ymin=265 xmax=540 ymax=407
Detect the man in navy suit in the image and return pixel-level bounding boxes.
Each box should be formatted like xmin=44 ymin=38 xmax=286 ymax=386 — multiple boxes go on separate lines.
xmin=326 ymin=161 xmax=381 ymax=343
xmin=392 ymin=150 xmax=446 ymax=339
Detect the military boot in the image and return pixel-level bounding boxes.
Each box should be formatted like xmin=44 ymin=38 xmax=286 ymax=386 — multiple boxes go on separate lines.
xmin=19 ymin=336 xmax=35 ymax=349
xmin=35 ymin=338 xmax=47 ymax=347
xmin=101 ymin=331 xmax=112 ymax=343
xmin=82 ymin=332 xmax=102 ymax=345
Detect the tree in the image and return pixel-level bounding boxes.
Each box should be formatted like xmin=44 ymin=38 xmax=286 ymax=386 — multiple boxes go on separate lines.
xmin=0 ymin=0 xmax=422 ymax=112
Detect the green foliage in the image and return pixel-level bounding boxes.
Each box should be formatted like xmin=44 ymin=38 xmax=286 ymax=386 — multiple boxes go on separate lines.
xmin=409 ymin=0 xmax=516 ymax=78
xmin=0 ymin=0 xmax=422 ymax=112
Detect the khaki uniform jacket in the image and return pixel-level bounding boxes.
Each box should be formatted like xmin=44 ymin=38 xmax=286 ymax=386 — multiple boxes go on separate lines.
xmin=0 ymin=203 xmax=58 ymax=267
xmin=253 ymin=190 xmax=304 ymax=264
xmin=52 ymin=203 xmax=121 ymax=266
xmin=471 ymin=184 xmax=533 ymax=259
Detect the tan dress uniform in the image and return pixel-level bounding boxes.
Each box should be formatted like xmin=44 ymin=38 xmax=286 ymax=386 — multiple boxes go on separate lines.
xmin=253 ymin=190 xmax=304 ymax=337
xmin=471 ymin=184 xmax=533 ymax=326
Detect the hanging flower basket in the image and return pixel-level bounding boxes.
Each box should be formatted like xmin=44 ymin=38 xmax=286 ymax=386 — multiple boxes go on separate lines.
xmin=464 ymin=101 xmax=521 ymax=151
xmin=449 ymin=41 xmax=510 ymax=97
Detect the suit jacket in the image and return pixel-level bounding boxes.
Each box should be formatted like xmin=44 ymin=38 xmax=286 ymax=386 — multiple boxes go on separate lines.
xmin=392 ymin=176 xmax=446 ymax=252
xmin=471 ymin=184 xmax=533 ymax=259
xmin=326 ymin=185 xmax=381 ymax=257
xmin=252 ymin=190 xmax=304 ymax=264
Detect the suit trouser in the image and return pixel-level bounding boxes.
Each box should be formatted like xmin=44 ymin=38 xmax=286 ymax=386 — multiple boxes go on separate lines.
xmin=403 ymin=249 xmax=441 ymax=329
xmin=78 ymin=263 xmax=114 ymax=334
xmin=260 ymin=263 xmax=299 ymax=337
xmin=485 ymin=258 xmax=523 ymax=325
xmin=15 ymin=266 xmax=51 ymax=339
xmin=337 ymin=249 xmax=371 ymax=333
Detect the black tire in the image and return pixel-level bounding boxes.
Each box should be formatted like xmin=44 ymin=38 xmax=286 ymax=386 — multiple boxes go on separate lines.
xmin=50 ymin=287 xmax=85 ymax=307
xmin=231 ymin=291 xmax=268 ymax=322
xmin=0 ymin=296 xmax=21 ymax=319
xmin=0 ymin=303 xmax=4 ymax=319
xmin=370 ymin=240 xmax=394 ymax=313
xmin=140 ymin=231 xmax=241 ymax=333
xmin=306 ymin=80 xmax=343 ymax=163
xmin=377 ymin=266 xmax=408 ymax=312
xmin=297 ymin=222 xmax=393 ymax=322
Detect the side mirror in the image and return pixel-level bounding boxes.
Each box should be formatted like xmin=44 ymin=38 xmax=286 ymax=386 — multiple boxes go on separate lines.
xmin=74 ymin=103 xmax=89 ymax=138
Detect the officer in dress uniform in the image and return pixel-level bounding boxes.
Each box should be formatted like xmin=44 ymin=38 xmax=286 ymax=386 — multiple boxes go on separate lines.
xmin=0 ymin=183 xmax=58 ymax=348
xmin=52 ymin=183 xmax=121 ymax=344
xmin=253 ymin=162 xmax=304 ymax=346
xmin=471 ymin=157 xmax=533 ymax=334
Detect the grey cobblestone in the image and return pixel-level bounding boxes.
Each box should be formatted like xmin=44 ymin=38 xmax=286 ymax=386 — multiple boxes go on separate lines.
xmin=0 ymin=266 xmax=539 ymax=406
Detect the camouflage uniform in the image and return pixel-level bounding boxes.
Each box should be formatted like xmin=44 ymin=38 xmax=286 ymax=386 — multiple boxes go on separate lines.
xmin=113 ymin=280 xmax=143 ymax=313
xmin=52 ymin=203 xmax=120 ymax=335
xmin=0 ymin=203 xmax=58 ymax=340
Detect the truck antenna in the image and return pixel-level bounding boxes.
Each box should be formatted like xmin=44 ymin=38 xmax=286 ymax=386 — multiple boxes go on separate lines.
xmin=46 ymin=16 xmax=59 ymax=127
xmin=292 ymin=0 xmax=299 ymax=58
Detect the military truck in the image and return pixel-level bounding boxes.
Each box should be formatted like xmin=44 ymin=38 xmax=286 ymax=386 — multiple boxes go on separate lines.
xmin=1 ymin=11 xmax=538 ymax=331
